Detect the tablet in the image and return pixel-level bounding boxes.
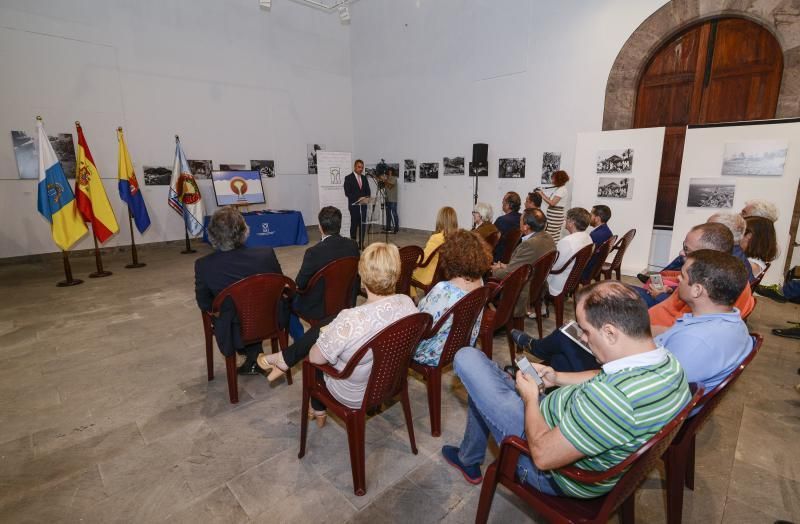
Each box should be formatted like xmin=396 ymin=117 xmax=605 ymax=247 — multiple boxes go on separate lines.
xmin=559 ymin=321 xmax=593 ymax=355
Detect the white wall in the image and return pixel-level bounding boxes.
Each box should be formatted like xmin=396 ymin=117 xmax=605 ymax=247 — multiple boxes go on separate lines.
xmin=0 ymin=0 xmax=351 ymax=258
xmin=349 ymin=0 xmax=669 ymax=230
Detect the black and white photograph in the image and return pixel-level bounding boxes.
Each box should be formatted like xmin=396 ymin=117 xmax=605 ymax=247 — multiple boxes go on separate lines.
xmin=307 ymin=143 xmax=325 ymax=174
xmin=375 ymin=159 xmax=399 ymax=177
xmin=687 ymin=178 xmax=735 ymax=208
xmin=14 ymin=131 xmax=78 ymax=180
xmin=143 ymin=166 xmax=172 ymax=186
xmin=419 ymin=162 xmax=439 ymax=179
xmin=404 ymin=159 xmax=415 ymax=170
xmin=364 ymin=163 xmax=378 ymax=179
xmin=404 ymin=159 xmax=416 ymax=182
xmin=188 ymin=159 xmax=213 ymax=179
xmin=443 ymin=156 xmax=464 ymax=175
xmin=468 ymin=162 xmax=488 ymax=177
xmin=250 ymin=159 xmax=275 ymax=178
xmin=219 ymin=163 xmax=246 ymax=171
xmin=541 ymin=151 xmax=561 ymax=184
xmin=50 ymin=133 xmax=77 ymax=180
xmin=721 ymin=140 xmax=788 ymax=177
xmin=597 ymin=176 xmax=634 ymax=199
xmin=596 ymin=148 xmax=634 ymax=174
xmin=498 ymin=157 xmax=526 ymax=178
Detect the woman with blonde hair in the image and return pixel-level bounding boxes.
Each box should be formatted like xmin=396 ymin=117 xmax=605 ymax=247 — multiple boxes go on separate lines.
xmin=412 ymin=206 xmax=459 ymax=294
xmin=259 ymin=242 xmax=417 ymax=426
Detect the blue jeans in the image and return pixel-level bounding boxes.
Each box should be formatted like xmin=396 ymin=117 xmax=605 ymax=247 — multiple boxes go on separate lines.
xmin=453 ymin=347 xmax=563 ymax=495
xmin=386 ymin=202 xmax=398 ymax=232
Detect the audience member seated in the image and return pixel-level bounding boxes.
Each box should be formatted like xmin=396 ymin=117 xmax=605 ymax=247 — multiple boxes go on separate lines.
xmin=413 ymin=230 xmax=492 ymax=365
xmin=472 ymin=202 xmax=499 ymax=241
xmin=195 ymin=207 xmax=285 ymax=375
xmin=493 ymin=191 xmax=522 ymax=261
xmin=258 ymin=243 xmax=417 ymax=426
xmin=514 ymin=250 xmax=753 ymax=394
xmin=708 ymin=212 xmax=754 ymax=282
xmin=742 ymin=199 xmax=779 ymax=223
xmin=741 ymin=215 xmax=778 ymax=277
xmin=546 ymin=207 xmax=593 ymax=297
xmin=441 ymin=281 xmax=690 ymax=498
xmin=289 ymin=206 xmax=360 ymax=341
xmin=490 ymin=208 xmax=555 ymax=320
xmin=412 ymin=206 xmax=458 ymax=295
xmin=524 ymin=191 xmax=542 ymax=210
xmin=581 ymin=204 xmax=613 ymax=281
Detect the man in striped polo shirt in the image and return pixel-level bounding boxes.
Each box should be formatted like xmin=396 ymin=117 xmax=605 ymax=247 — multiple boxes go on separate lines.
xmin=442 ymin=281 xmax=691 ymax=498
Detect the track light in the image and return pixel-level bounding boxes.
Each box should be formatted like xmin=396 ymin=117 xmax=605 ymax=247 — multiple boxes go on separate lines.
xmin=338 ymin=5 xmax=350 ymax=22
xmin=259 ymin=0 xmax=271 ymax=9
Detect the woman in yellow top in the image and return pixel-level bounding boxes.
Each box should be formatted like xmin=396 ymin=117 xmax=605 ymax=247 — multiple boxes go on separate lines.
xmin=412 ymin=206 xmax=458 ymax=296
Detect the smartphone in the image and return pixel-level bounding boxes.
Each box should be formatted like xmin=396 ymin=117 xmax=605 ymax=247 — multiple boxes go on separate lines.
xmin=515 ymin=356 xmax=545 ymax=393
xmin=559 ymin=321 xmax=593 ymax=355
xmin=649 ymin=273 xmax=665 ymax=291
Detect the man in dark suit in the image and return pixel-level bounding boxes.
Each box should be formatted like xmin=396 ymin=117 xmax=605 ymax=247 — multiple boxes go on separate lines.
xmin=288 ymin=206 xmax=360 ymax=340
xmin=195 ymin=207 xmax=284 ymax=375
xmin=491 ymin=208 xmax=556 ymax=319
xmin=582 ymin=204 xmax=614 ymax=281
xmin=492 ymin=191 xmax=522 ymax=261
xmin=343 ymin=159 xmax=370 ymax=248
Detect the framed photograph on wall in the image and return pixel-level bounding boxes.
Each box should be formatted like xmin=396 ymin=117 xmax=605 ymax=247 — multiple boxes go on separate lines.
xmin=686 ymin=178 xmax=735 ymax=208
xmin=498 ymin=158 xmax=525 ymax=178
xmin=597 ymin=176 xmax=634 ymax=199
xmin=596 ymin=148 xmax=633 ymax=174
xmin=443 ymin=156 xmax=464 ymax=175
xmin=721 ymin=140 xmax=787 ymax=177
xmin=541 ymin=152 xmax=561 ymax=184
xmin=419 ymin=162 xmax=439 ymax=179
xmin=211 ymin=170 xmax=266 ymax=206
xmin=404 ymin=159 xmax=416 ymax=182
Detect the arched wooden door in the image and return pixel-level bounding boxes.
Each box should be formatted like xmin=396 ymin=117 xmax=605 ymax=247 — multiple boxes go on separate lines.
xmin=634 ymin=18 xmax=783 ymax=227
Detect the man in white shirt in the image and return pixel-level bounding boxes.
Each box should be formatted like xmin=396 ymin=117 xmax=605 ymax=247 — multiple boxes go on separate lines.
xmin=547 ymin=207 xmax=593 ymax=296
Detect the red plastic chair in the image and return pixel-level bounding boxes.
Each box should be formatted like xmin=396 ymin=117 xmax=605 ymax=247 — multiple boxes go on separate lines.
xmin=203 ymin=273 xmax=296 ymax=403
xmin=499 ymin=229 xmax=523 ymax=264
xmin=298 ymin=312 xmax=432 ymax=496
xmin=749 ymin=261 xmax=771 ymax=289
xmin=484 ymin=230 xmax=501 ymax=251
xmin=410 ymin=286 xmax=491 ymax=436
xmin=396 ymin=245 xmax=424 ymax=296
xmin=294 ymin=256 xmax=359 ymax=328
xmin=476 ymin=386 xmax=705 ymax=524
xmin=526 ymin=250 xmax=559 ymax=339
xmin=663 ymin=334 xmax=763 ymax=524
xmin=547 ymin=243 xmax=595 ymax=328
xmin=478 ymin=264 xmax=532 ymax=361
xmin=411 ymin=244 xmax=444 ymax=295
xmin=582 ymin=235 xmax=617 ymax=286
xmin=601 ymin=229 xmax=637 ymax=281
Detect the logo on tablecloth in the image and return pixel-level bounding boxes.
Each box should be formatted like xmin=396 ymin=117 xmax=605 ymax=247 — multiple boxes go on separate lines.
xmin=257 ymin=222 xmax=275 ymax=236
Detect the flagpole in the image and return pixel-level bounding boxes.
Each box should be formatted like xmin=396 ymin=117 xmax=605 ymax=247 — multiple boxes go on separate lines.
xmin=57 ymin=250 xmax=83 ymax=287
xmin=88 ymin=231 xmax=112 ymax=278
xmin=175 ymin=135 xmax=197 ymax=255
xmin=125 ymin=209 xmax=146 ymax=268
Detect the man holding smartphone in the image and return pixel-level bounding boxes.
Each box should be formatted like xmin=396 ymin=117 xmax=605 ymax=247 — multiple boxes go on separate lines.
xmin=442 ymin=281 xmax=690 ymax=498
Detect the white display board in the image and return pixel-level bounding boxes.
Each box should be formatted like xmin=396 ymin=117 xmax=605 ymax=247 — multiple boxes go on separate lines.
xmin=670 ymin=121 xmax=800 ymax=287
xmin=572 ymin=127 xmax=665 ymax=276
xmin=317 ymin=151 xmax=353 ymax=232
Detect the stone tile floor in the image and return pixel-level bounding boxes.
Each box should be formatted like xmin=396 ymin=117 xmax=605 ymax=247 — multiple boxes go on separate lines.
xmin=0 ymin=229 xmax=798 ymax=523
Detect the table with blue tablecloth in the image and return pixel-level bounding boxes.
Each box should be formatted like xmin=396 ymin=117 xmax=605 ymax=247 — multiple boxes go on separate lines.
xmin=203 ymin=210 xmax=309 ymax=248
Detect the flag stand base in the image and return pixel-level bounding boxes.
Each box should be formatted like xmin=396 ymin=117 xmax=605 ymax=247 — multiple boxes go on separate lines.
xmin=57 ymin=250 xmax=83 ymax=287
xmin=125 ymin=262 xmax=146 ymax=269
xmin=89 ymin=270 xmax=113 ymax=278
xmin=57 ymin=278 xmax=83 ymax=287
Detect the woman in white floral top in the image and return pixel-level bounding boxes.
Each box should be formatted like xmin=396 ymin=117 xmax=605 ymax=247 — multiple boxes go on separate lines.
xmin=414 ymin=230 xmax=493 ymax=366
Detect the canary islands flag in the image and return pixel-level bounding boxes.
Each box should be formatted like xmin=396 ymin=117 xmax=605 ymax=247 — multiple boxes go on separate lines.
xmin=168 ymin=137 xmax=205 ymax=236
xmin=117 ymin=128 xmax=151 ymax=234
xmin=75 ymin=123 xmax=119 ymax=243
xmin=36 ymin=118 xmax=88 ymax=250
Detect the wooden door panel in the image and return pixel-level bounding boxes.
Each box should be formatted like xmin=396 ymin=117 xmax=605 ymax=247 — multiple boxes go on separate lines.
xmin=653 ymin=127 xmax=686 ymax=227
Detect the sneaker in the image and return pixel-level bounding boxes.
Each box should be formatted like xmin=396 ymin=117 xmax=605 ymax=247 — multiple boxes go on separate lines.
xmin=441 ymin=445 xmax=482 ymax=485
xmin=636 ymin=273 xmax=649 ymax=284
xmin=511 ymin=329 xmax=536 ymax=353
xmin=756 ymin=284 xmax=787 ymax=303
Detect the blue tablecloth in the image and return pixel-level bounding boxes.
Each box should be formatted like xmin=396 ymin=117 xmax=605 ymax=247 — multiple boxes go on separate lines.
xmin=203 ymin=210 xmax=309 ymax=248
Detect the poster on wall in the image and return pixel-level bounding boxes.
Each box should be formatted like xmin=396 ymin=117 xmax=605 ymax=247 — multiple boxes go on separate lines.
xmin=686 ymin=178 xmax=735 ymax=208
xmin=317 ymin=151 xmax=353 ymax=232
xmin=307 ymin=143 xmax=325 ymax=174
xmin=468 ymin=162 xmax=488 ymax=177
xmin=597 ymin=177 xmax=634 ymax=199
xmin=443 ymin=156 xmax=464 ymax=175
xmin=11 ymin=130 xmax=77 ymax=180
xmin=212 ymin=170 xmax=266 ymax=206
xmin=404 ymin=159 xmax=416 ymax=182
xmin=541 ymin=152 xmax=561 ymax=184
xmin=188 ymin=159 xmax=213 ymax=179
xmin=596 ymin=148 xmax=634 ymax=174
xmin=498 ymin=158 xmax=525 ymax=178
xmin=419 ymin=162 xmax=439 ymax=179
xmin=721 ymin=140 xmax=787 ymax=177
xmin=251 ymin=159 xmax=275 ymax=178
xmin=219 ymin=163 xmax=246 ymax=171
xmin=143 ymin=166 xmax=172 ymax=185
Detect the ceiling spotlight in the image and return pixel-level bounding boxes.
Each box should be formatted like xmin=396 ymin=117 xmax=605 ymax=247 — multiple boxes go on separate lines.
xmin=259 ymin=0 xmax=271 ymax=9
xmin=338 ymin=5 xmax=350 ymax=22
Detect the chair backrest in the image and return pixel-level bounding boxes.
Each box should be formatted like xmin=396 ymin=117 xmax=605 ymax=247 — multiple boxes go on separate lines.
xmin=750 ymin=261 xmax=771 ymax=289
xmin=397 ymin=245 xmax=424 ymax=295
xmin=211 ymin=273 xmax=297 ymax=344
xmin=583 ymin=235 xmax=617 ymax=284
xmin=499 ymin=229 xmax=522 ymax=264
xmin=485 ymin=230 xmax=501 ymax=250
xmin=674 ymin=333 xmax=763 ymax=445
xmin=426 ymin=286 xmax=492 ymax=368
xmin=305 ymin=256 xmax=360 ymax=317
xmin=361 ymin=312 xmax=433 ymax=410
xmin=527 ymin=250 xmax=558 ymax=307
xmin=607 ymin=228 xmax=637 ymax=273
xmin=489 ymin=264 xmax=532 ymax=328
xmin=555 ymin=243 xmax=595 ymax=298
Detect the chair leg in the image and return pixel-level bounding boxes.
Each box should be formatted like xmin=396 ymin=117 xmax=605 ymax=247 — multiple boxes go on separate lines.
xmin=400 ymin=383 xmax=418 ymax=455
xmin=554 ymin=295 xmax=564 ymax=329
xmin=425 ymin=371 xmax=443 ymax=437
xmin=224 ymin=355 xmax=238 ymax=404
xmin=508 ymin=318 xmax=523 ymax=363
xmin=277 ymin=331 xmax=293 ymax=385
xmin=479 ymin=330 xmax=493 ymax=359
xmin=345 ymin=411 xmax=367 ymax=496
xmin=533 ymin=299 xmax=543 ymax=338
xmin=475 ymin=463 xmax=499 ymax=524
xmin=665 ymin=449 xmax=687 ymax=524
xmin=203 ymin=317 xmax=214 ymax=381
xmin=620 ymin=494 xmax=636 ymax=524
xmin=298 ymin=385 xmax=311 ymax=459
xmin=685 ymin=436 xmax=696 ymax=490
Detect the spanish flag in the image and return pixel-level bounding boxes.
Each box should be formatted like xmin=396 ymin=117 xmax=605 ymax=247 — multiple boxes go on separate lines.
xmin=75 ymin=122 xmax=119 ymax=243
xmin=36 ymin=117 xmax=88 ymax=250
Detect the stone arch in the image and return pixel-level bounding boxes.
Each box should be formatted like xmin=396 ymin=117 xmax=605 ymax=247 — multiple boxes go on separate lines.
xmin=602 ymin=0 xmax=800 ymax=131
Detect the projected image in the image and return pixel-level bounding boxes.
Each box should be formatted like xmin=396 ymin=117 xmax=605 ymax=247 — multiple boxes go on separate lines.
xmin=211 ymin=170 xmax=266 ymax=206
